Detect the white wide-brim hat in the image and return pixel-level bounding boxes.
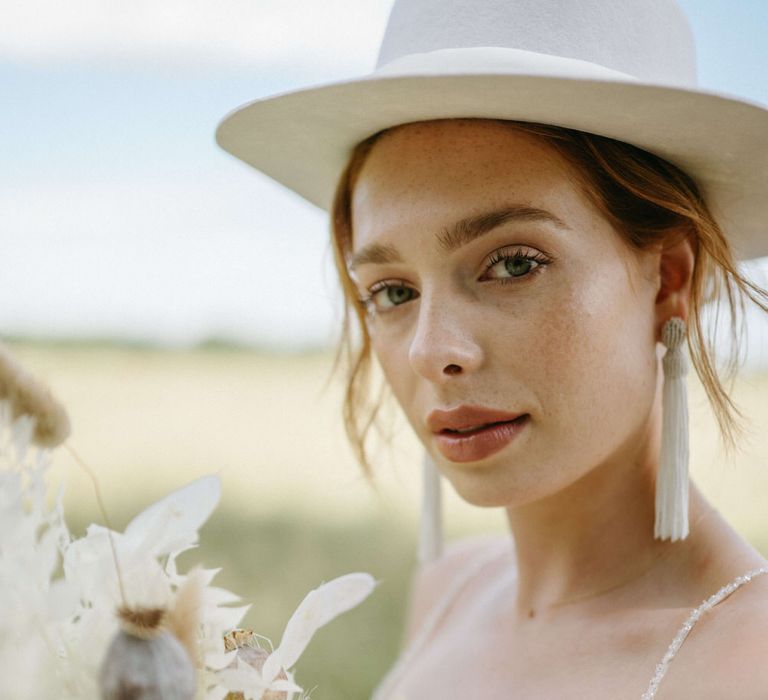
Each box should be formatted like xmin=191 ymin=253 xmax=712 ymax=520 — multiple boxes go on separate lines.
xmin=216 ymin=0 xmax=768 ymax=564
xmin=216 ymin=0 xmax=768 ymax=261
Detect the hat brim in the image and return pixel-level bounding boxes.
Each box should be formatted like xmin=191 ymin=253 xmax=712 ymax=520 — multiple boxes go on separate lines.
xmin=216 ymin=72 xmax=768 ymax=260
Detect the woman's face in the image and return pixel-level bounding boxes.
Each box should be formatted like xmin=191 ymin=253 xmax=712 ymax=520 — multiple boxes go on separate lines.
xmin=349 ymin=119 xmax=662 ymax=508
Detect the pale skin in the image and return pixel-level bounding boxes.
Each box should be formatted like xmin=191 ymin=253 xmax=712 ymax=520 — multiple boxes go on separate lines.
xmin=348 ymin=119 xmax=768 ymax=699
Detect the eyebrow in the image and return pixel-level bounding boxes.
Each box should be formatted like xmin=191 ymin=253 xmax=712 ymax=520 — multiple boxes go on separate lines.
xmin=348 ymin=204 xmax=568 ymax=271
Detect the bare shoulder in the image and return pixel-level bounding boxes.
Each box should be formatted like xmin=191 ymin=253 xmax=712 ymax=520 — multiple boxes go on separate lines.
xmin=674 ymin=569 xmax=768 ymax=699
xmin=710 ymin=573 xmax=768 ymax=696
xmin=400 ymin=532 xmax=510 ymax=647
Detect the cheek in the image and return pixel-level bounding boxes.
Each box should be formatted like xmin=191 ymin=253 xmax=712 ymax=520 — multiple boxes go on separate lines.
xmin=524 ymin=256 xmax=658 ymax=460
xmin=371 ymin=329 xmax=415 ymax=410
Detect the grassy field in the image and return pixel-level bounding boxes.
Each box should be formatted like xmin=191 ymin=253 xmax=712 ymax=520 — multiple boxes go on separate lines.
xmin=7 ymin=340 xmax=768 ymax=699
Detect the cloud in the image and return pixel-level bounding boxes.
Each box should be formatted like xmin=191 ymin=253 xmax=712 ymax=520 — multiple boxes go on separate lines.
xmin=2 ymin=0 xmax=393 ymax=70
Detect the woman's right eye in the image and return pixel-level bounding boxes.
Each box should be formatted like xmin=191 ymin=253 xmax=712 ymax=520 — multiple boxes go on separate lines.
xmin=363 ymin=282 xmax=419 ymax=313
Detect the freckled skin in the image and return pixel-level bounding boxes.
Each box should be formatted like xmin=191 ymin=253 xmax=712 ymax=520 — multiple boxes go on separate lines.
xmin=349 ymin=119 xmax=768 ymax=698
xmin=351 ymin=119 xmax=659 ymax=508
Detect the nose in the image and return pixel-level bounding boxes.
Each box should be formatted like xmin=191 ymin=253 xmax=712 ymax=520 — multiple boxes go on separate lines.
xmin=408 ymin=294 xmax=484 ymax=382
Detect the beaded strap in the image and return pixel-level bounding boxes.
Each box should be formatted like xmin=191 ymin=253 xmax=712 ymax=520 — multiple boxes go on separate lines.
xmin=641 ymin=565 xmax=768 ymax=700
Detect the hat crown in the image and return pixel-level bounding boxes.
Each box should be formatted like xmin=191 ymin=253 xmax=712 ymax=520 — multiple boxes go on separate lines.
xmin=376 ymin=0 xmax=697 ymax=87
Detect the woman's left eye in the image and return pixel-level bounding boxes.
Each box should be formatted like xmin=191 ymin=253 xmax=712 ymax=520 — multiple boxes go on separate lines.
xmin=481 ymin=248 xmax=550 ymax=282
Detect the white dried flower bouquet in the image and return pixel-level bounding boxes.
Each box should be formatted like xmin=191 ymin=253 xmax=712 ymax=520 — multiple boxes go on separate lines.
xmin=0 ymin=342 xmax=377 ymax=700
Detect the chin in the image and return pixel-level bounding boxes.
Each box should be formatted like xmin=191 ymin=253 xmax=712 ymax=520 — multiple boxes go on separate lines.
xmin=440 ymin=449 xmax=569 ymax=509
xmin=443 ymin=468 xmax=535 ymax=509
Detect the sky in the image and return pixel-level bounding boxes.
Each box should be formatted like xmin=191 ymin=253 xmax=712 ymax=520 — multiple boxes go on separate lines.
xmin=2 ymin=0 xmax=768 ymax=360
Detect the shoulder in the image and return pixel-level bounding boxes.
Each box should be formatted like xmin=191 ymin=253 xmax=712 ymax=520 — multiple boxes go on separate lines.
xmin=711 ymin=573 xmax=768 ymax=696
xmin=674 ymin=569 xmax=768 ymax=699
xmin=401 ymin=532 xmax=510 ymax=647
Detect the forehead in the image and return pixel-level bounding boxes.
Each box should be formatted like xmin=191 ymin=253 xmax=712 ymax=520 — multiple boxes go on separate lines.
xmin=350 ymin=119 xmax=591 ymax=250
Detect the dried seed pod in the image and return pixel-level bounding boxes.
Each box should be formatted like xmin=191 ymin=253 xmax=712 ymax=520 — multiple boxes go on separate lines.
xmin=223 ymin=629 xmax=288 ymax=700
xmin=99 ymin=607 xmax=197 ymax=700
xmin=0 ymin=342 xmax=71 ymax=447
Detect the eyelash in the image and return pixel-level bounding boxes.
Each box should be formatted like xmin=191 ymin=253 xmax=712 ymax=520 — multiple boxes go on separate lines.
xmin=483 ymin=247 xmax=551 ymax=285
xmin=358 ymin=246 xmax=551 ymax=315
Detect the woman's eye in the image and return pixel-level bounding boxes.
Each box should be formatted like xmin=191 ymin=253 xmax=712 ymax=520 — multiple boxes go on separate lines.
xmin=483 ymin=249 xmax=549 ymax=281
xmin=364 ymin=283 xmax=418 ymax=313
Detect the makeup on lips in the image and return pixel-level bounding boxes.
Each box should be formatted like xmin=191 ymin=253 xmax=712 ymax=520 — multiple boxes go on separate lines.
xmin=427 ymin=405 xmax=530 ymax=463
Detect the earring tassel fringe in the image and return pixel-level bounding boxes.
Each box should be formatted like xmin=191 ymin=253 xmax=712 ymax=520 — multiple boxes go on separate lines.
xmin=655 ymin=317 xmax=690 ymax=541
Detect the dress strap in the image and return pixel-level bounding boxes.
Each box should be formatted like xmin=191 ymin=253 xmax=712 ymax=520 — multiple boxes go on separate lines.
xmin=370 ymin=539 xmax=511 ymax=700
xmin=640 ymin=565 xmax=768 ymax=700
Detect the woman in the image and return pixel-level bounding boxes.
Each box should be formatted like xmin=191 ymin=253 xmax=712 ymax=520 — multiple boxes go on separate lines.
xmin=216 ymin=0 xmax=768 ymax=697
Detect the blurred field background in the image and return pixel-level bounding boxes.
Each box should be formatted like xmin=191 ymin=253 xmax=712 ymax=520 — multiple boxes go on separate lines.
xmin=3 ymin=2 xmax=768 ymax=698
xmin=7 ymin=338 xmax=768 ymax=700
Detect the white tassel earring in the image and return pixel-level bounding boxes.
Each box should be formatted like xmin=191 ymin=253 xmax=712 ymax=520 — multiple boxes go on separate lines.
xmin=654 ymin=316 xmax=690 ymax=541
xmin=418 ymin=452 xmax=443 ymax=565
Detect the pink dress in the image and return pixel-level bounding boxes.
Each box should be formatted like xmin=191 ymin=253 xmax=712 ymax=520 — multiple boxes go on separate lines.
xmin=370 ymin=542 xmax=768 ymax=700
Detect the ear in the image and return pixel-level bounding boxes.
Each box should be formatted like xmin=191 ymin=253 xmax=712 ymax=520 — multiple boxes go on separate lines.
xmin=654 ymin=231 xmax=695 ymax=341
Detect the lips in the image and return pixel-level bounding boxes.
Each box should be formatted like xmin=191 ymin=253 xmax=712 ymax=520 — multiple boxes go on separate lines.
xmin=427 ymin=405 xmax=530 ymax=463
xmin=442 ymin=420 xmax=517 ymax=435
xmin=427 ymin=405 xmax=526 ymax=434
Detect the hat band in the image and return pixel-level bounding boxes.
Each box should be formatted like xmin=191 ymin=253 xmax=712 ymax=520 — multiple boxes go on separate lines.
xmin=375 ymin=46 xmax=643 ymax=84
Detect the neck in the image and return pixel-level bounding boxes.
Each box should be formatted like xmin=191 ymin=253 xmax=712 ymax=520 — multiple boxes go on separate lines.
xmin=503 ymin=438 xmax=710 ymax=622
